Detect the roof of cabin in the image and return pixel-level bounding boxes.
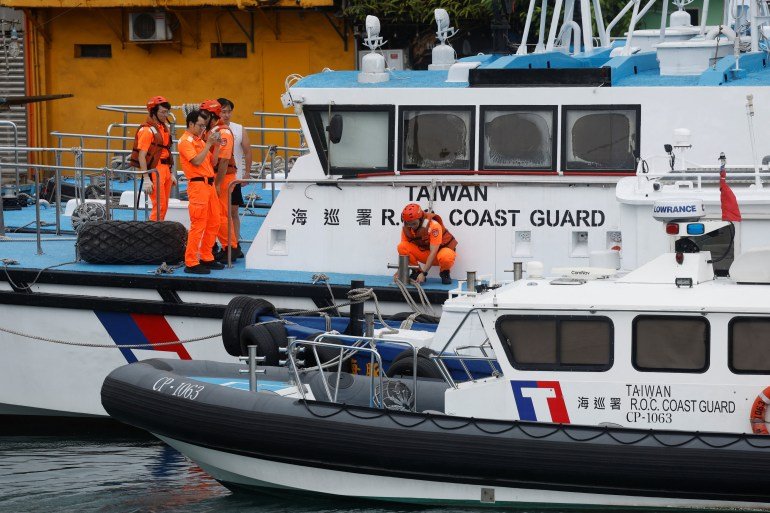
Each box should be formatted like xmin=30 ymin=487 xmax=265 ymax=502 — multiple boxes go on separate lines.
xmin=294 ymin=50 xmax=770 ymax=89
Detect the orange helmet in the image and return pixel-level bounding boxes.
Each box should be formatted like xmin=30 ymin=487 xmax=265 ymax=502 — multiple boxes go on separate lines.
xmin=146 ymin=95 xmax=170 ymax=112
xmin=401 ymin=203 xmax=424 ymax=223
xmin=199 ymin=99 xmax=221 ymax=118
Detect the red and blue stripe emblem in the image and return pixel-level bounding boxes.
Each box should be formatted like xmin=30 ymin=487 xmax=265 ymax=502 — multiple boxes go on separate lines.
xmin=510 ymin=380 xmax=570 ymax=423
xmin=95 ymin=311 xmax=191 ymax=363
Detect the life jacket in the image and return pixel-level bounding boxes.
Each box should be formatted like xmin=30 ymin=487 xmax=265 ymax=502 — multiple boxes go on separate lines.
xmin=403 ymin=211 xmax=458 ymax=251
xmin=129 ymin=118 xmax=172 ymax=171
xmin=209 ymin=124 xmax=238 ymax=174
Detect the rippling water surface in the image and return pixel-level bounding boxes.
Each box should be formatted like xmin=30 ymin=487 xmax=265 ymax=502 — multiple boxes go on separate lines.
xmin=0 ymin=430 xmax=491 ymax=513
xmin=0 ymin=427 xmax=719 ymax=513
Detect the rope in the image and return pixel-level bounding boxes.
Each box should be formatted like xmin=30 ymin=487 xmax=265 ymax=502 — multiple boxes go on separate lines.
xmin=394 ymin=278 xmax=436 ymax=318
xmin=150 ymin=262 xmax=184 ymax=275
xmin=0 ymin=325 xmax=221 ymax=348
xmin=311 ymin=273 xmax=339 ymax=317
xmin=2 ymin=260 xmax=79 ymax=291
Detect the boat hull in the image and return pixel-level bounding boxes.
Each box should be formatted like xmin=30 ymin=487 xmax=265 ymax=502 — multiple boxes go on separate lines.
xmin=103 ymin=359 xmax=770 ymax=509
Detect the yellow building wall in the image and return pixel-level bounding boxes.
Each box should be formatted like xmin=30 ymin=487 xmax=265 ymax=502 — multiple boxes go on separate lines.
xmin=25 ymin=7 xmax=353 ymax=167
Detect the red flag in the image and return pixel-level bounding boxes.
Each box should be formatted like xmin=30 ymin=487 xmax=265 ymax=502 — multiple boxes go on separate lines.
xmin=720 ymin=170 xmax=742 ymax=222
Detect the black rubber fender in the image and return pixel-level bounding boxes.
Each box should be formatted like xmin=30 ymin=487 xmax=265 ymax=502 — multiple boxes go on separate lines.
xmin=386 ymin=352 xmax=443 ymax=379
xmin=77 ymin=220 xmax=186 ymax=265
xmin=221 ymin=297 xmax=279 ymax=357
xmin=389 ymin=347 xmax=437 ymax=367
xmin=239 ymin=323 xmax=286 ymax=365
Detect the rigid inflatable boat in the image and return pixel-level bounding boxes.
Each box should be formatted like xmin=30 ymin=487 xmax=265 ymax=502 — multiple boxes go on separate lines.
xmin=102 ymin=357 xmax=770 ymax=509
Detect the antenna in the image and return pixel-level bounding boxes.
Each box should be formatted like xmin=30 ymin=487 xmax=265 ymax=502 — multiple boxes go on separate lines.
xmin=434 ymin=9 xmax=458 ymax=45
xmin=363 ymin=15 xmax=385 ymax=51
xmin=429 ymin=9 xmax=458 ymax=70
xmin=359 ymin=15 xmax=389 ymax=83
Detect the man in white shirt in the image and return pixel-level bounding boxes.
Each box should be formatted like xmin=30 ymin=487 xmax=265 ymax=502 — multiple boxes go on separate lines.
xmin=217 ymin=98 xmax=252 ymax=255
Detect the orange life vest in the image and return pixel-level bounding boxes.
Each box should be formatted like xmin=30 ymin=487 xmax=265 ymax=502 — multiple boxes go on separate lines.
xmin=402 ymin=212 xmax=458 ymax=251
xmin=129 ymin=119 xmax=172 ymax=170
xmin=209 ymin=124 xmax=238 ymax=174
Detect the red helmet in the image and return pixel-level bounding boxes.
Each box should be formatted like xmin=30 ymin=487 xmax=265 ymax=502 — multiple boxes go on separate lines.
xmin=199 ymin=99 xmax=221 ymax=117
xmin=146 ymin=95 xmax=169 ymax=112
xmin=401 ymin=203 xmax=424 ymax=223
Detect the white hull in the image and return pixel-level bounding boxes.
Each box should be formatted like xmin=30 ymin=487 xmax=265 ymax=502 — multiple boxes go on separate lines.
xmin=159 ymin=435 xmax=769 ymax=510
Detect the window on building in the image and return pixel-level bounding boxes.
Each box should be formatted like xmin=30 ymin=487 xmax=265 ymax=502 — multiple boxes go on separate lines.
xmin=633 ymin=316 xmax=709 ymax=372
xmin=496 ymin=316 xmax=613 ymax=370
xmin=400 ymin=107 xmax=474 ymax=170
xmin=74 ymin=44 xmax=112 ymax=58
xmin=305 ymin=105 xmax=394 ymax=176
xmin=480 ymin=107 xmax=556 ymax=171
xmin=562 ymin=105 xmax=640 ymax=172
xmin=211 ymin=43 xmax=247 ymax=58
xmin=730 ymin=318 xmax=770 ymax=373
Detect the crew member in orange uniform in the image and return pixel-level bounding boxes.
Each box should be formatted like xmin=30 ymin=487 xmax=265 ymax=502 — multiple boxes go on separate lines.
xmin=396 ymin=203 xmax=457 ymax=285
xmin=177 ymin=109 xmax=223 ymax=275
xmin=199 ymin=99 xmax=241 ymax=260
xmin=129 ymin=96 xmax=175 ymax=221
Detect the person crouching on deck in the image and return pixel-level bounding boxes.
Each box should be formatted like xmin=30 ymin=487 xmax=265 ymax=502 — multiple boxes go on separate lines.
xmin=178 ymin=109 xmax=223 ymax=275
xmin=396 ymin=203 xmax=457 ymax=285
xmin=129 ymin=95 xmax=175 ymax=221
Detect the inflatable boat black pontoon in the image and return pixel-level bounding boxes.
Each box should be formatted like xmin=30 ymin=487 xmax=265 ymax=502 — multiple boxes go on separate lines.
xmin=102 ymin=359 xmax=770 ymax=509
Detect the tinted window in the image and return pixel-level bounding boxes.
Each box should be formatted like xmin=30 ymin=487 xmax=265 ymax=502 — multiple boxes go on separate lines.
xmin=481 ymin=107 xmax=555 ymax=170
xmin=633 ymin=316 xmax=709 ymax=372
xmin=563 ymin=106 xmax=639 ymax=171
xmin=730 ymin=318 xmax=770 ymax=373
xmin=497 ymin=316 xmax=613 ymax=370
xmin=401 ymin=108 xmax=473 ymax=170
xmin=305 ymin=106 xmax=393 ymax=176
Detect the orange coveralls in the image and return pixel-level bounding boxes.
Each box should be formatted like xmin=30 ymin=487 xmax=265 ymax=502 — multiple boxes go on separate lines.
xmin=178 ymin=130 xmax=220 ymax=267
xmin=135 ymin=123 xmax=171 ymax=221
xmin=211 ymin=123 xmax=238 ymax=250
xmin=398 ymin=218 xmax=456 ymax=271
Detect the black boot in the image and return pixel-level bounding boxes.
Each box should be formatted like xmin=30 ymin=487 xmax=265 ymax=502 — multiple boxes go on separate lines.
xmin=439 ymin=270 xmax=452 ymax=285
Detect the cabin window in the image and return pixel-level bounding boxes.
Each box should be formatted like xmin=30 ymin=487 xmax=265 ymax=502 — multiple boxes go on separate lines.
xmin=480 ymin=107 xmax=556 ymax=171
xmin=496 ymin=316 xmax=613 ymax=371
xmin=562 ymin=105 xmax=640 ymax=172
xmin=729 ymin=318 xmax=770 ymax=373
xmin=304 ymin=105 xmax=394 ymax=177
xmin=633 ymin=316 xmax=709 ymax=372
xmin=400 ymin=107 xmax=474 ymax=170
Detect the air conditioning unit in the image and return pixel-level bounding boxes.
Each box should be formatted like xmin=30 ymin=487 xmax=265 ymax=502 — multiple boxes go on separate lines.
xmin=129 ymin=12 xmax=172 ymax=42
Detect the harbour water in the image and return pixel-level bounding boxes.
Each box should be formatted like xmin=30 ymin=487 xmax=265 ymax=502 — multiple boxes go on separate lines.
xmin=0 ymin=423 xmax=743 ymax=512
xmin=0 ymin=426 xmax=486 ymax=513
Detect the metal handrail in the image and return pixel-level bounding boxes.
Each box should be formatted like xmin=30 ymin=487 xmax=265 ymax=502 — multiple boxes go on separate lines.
xmin=312 ymin=333 xmax=419 ymax=410
xmin=0 ymin=120 xmax=20 ymax=189
xmin=285 ymin=337 xmax=399 ymax=410
xmin=0 ymin=144 xmax=161 ymax=234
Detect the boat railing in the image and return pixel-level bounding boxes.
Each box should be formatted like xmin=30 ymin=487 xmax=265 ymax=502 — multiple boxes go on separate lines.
xmin=284 ymin=332 xmax=424 ymax=411
xmin=251 ymin=111 xmax=307 ymax=175
xmin=436 ymin=340 xmax=501 ymax=387
xmin=0 ymin=120 xmax=20 ymax=190
xmin=0 ymin=145 xmax=160 ymax=240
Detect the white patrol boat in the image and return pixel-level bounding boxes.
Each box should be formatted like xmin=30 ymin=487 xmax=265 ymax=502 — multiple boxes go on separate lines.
xmin=7 ymin=0 xmax=770 ymax=420
xmin=102 ymin=206 xmax=770 ymax=509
